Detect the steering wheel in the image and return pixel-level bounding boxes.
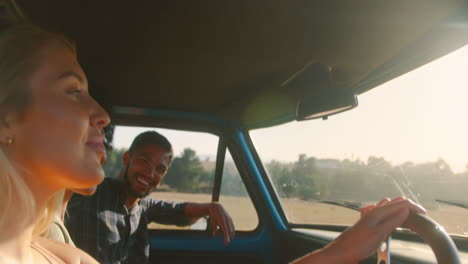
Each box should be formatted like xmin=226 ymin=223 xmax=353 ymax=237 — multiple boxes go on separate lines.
xmin=383 ymin=213 xmax=461 ymax=264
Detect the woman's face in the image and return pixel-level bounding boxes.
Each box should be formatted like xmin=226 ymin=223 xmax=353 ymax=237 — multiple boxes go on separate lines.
xmin=5 ymin=42 xmax=110 ymax=192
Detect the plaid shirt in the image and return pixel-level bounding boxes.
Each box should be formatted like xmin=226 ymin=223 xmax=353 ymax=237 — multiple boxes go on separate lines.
xmin=65 ymin=178 xmax=190 ymax=264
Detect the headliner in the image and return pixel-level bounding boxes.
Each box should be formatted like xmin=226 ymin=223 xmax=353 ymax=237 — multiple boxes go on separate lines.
xmin=11 ymin=0 xmax=468 ymax=128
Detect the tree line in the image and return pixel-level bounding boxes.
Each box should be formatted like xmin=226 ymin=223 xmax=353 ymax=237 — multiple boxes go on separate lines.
xmin=104 ymin=148 xmax=468 ymax=208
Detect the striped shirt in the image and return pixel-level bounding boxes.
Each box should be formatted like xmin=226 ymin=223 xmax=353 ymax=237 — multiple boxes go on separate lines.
xmin=65 ymin=178 xmax=189 ymax=264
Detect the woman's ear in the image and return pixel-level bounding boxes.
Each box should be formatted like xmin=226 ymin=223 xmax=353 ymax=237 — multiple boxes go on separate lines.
xmin=0 ymin=111 xmax=18 ymax=145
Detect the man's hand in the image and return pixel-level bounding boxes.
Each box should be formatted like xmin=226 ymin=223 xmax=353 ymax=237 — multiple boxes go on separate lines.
xmin=207 ymin=202 xmax=235 ymax=245
xmin=184 ymin=202 xmax=235 ymax=245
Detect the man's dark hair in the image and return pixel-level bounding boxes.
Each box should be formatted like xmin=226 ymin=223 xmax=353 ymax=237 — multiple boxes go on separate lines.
xmin=129 ymin=130 xmax=173 ymax=156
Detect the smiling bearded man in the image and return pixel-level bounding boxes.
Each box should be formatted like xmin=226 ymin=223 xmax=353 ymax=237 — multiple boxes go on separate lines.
xmin=65 ymin=130 xmax=235 ymax=264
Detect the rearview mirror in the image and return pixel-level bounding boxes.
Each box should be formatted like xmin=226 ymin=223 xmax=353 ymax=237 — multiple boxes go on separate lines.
xmin=296 ymin=92 xmax=358 ymax=120
xmin=281 ymin=62 xmax=358 ymax=121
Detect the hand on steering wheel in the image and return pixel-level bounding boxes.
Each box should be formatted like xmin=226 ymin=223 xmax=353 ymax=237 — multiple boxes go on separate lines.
xmin=326 ymin=197 xmax=461 ymax=264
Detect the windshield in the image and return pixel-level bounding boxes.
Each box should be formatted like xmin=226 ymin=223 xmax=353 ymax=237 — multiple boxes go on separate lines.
xmin=250 ymin=45 xmax=468 ymax=237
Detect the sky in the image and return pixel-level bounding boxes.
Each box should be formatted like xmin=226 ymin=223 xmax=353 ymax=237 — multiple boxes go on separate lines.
xmin=114 ymin=44 xmax=468 ymax=173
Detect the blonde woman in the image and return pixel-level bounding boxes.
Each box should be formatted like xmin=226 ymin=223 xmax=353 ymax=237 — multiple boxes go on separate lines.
xmin=0 ymin=23 xmax=109 ymax=263
xmin=0 ymin=22 xmax=426 ymax=264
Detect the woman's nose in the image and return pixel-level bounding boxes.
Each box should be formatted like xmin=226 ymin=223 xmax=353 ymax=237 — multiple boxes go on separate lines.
xmin=90 ymin=98 xmax=111 ymax=129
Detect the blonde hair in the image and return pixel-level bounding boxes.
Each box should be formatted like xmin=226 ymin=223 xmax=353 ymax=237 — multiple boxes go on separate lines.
xmin=0 ymin=23 xmax=76 ymax=237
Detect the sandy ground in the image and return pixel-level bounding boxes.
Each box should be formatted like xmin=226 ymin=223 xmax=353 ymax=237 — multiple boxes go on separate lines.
xmin=148 ymin=192 xmax=468 ymax=236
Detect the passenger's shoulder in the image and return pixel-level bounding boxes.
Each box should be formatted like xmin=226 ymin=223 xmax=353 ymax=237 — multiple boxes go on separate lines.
xmin=138 ymin=196 xmax=161 ymax=210
xmin=140 ymin=196 xmax=185 ymax=209
xmin=140 ymin=195 xmax=159 ymax=205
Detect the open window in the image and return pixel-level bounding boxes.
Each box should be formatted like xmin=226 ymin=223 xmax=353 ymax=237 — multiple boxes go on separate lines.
xmin=105 ymin=126 xmax=259 ymax=232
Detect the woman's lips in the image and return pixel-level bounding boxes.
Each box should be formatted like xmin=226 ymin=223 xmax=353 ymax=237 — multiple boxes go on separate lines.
xmin=86 ymin=142 xmax=105 ymax=151
xmin=86 ymin=137 xmax=106 ymax=163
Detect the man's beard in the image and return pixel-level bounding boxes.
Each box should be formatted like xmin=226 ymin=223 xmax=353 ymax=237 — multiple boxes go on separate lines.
xmin=123 ymin=164 xmax=152 ymax=199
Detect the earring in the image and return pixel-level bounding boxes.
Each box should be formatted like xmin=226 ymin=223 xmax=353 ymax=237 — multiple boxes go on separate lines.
xmin=6 ymin=137 xmax=13 ymax=144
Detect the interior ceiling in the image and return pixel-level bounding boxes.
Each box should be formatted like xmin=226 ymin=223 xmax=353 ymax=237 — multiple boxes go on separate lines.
xmin=14 ymin=0 xmax=468 ymax=127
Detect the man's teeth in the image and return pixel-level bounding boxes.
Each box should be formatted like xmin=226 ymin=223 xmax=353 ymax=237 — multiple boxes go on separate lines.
xmin=137 ymin=177 xmax=149 ymax=186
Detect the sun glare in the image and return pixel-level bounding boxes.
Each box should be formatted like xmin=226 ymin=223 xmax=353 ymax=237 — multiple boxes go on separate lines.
xmin=250 ymin=46 xmax=468 ymax=236
xmin=251 ymin=44 xmax=468 ymax=173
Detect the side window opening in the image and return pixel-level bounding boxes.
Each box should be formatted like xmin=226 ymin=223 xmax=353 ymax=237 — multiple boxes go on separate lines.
xmin=106 ymin=126 xmax=258 ymax=231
